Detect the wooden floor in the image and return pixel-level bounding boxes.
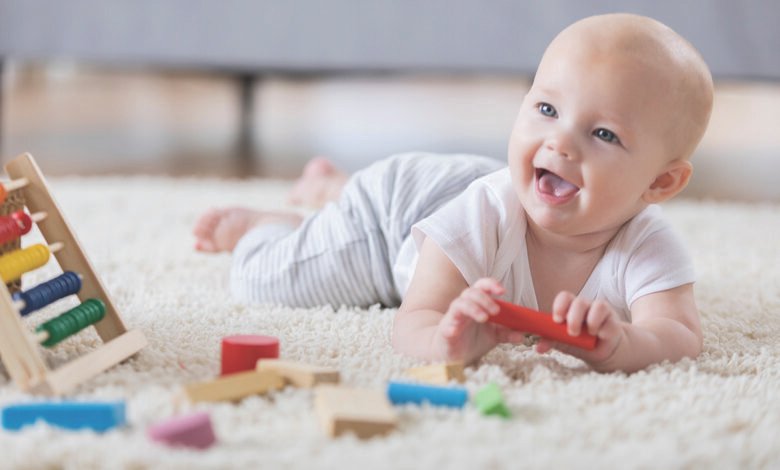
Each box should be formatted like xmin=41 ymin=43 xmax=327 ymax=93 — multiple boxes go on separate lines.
xmin=1 ymin=65 xmax=263 ymax=178
xmin=0 ymin=64 xmax=532 ymax=180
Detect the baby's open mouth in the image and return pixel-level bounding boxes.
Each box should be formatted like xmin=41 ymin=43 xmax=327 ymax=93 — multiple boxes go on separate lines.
xmin=535 ymin=168 xmax=579 ymax=199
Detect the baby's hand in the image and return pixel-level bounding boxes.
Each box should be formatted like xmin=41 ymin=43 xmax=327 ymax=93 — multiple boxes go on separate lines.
xmin=535 ymin=291 xmax=626 ymax=367
xmin=434 ymin=278 xmax=525 ymax=363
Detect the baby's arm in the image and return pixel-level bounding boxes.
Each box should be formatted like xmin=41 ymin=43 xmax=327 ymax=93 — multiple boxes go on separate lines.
xmin=392 ymin=237 xmax=524 ymax=364
xmin=538 ymin=284 xmax=702 ymax=373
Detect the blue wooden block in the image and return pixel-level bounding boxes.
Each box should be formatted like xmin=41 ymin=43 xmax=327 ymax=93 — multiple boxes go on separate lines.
xmin=2 ymin=401 xmax=126 ymax=432
xmin=386 ymin=381 xmax=468 ymax=408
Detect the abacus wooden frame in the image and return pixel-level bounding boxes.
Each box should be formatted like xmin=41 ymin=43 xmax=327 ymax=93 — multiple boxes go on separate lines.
xmin=0 ymin=152 xmax=147 ymax=394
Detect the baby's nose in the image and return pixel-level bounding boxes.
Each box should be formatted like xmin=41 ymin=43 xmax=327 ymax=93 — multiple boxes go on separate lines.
xmin=545 ymin=132 xmax=576 ymax=159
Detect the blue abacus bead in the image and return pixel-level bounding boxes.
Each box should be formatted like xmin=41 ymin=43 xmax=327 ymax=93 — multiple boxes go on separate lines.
xmin=2 ymin=401 xmax=126 ymax=432
xmin=11 ymin=291 xmax=29 ymax=315
xmin=13 ymin=271 xmax=82 ymax=316
xmin=386 ymin=381 xmax=468 ymax=408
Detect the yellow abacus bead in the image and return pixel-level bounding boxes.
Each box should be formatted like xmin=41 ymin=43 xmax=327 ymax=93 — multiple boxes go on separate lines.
xmin=0 ymin=243 xmax=50 ymax=283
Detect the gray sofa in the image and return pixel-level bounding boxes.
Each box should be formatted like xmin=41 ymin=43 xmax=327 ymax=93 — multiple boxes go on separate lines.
xmin=1 ymin=0 xmax=778 ymax=78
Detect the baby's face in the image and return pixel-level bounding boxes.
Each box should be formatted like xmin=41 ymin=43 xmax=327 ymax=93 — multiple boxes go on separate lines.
xmin=508 ymin=37 xmax=681 ymax=238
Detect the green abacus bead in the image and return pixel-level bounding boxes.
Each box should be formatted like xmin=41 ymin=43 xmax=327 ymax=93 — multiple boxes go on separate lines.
xmin=36 ymin=298 xmax=106 ymax=347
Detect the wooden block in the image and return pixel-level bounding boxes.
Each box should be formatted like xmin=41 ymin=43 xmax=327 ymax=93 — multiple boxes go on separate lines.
xmin=2 ymin=401 xmax=126 ymax=432
xmin=221 ymin=334 xmax=279 ymax=376
xmin=387 ymin=381 xmax=469 ymax=408
xmin=404 ymin=362 xmax=465 ymax=385
xmin=314 ymin=385 xmax=397 ymax=439
xmin=256 ymin=359 xmax=340 ymax=388
xmin=184 ymin=369 xmax=283 ymax=403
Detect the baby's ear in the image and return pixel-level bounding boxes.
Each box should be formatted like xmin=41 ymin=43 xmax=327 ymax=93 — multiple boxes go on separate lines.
xmin=642 ymin=160 xmax=693 ymax=203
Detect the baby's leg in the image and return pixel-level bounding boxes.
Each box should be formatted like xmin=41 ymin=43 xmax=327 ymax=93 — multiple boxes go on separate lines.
xmin=230 ymin=152 xmax=504 ymax=309
xmin=193 ymin=207 xmax=303 ymax=253
xmin=231 ymin=156 xmax=425 ymax=308
xmin=194 ymin=157 xmax=344 ymax=252
xmin=230 ymin=200 xmax=397 ymax=308
xmin=287 ymin=157 xmax=349 ymax=208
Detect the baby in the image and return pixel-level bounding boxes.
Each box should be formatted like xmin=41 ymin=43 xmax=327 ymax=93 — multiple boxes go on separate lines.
xmin=194 ymin=13 xmax=713 ymax=373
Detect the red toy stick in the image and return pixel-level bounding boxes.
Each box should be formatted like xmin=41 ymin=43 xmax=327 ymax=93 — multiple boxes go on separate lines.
xmin=491 ymin=299 xmax=598 ymax=350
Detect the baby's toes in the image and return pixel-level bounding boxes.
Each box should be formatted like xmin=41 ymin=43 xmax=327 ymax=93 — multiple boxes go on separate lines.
xmin=193 ymin=208 xmax=224 ymax=237
xmin=194 ymin=238 xmax=218 ymax=252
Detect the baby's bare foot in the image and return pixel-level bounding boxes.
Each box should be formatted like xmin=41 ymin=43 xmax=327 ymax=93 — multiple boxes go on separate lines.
xmin=193 ymin=207 xmax=303 ymax=253
xmin=287 ymin=157 xmax=349 ymax=208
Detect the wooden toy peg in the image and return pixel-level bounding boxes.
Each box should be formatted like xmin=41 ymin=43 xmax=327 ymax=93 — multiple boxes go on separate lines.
xmin=491 ymin=299 xmax=598 ymax=350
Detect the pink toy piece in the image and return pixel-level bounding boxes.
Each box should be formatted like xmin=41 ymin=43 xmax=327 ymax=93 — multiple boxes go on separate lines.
xmin=147 ymin=411 xmax=216 ymax=449
xmin=221 ymin=334 xmax=280 ymax=376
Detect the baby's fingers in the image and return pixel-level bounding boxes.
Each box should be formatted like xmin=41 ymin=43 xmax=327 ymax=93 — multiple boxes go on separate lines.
xmin=535 ymin=338 xmax=555 ymax=354
xmin=459 ymin=289 xmax=502 ymax=322
xmin=440 ymin=300 xmax=474 ymax=338
xmin=565 ymin=297 xmax=591 ymax=336
xmin=587 ymin=301 xmax=622 ymax=340
xmin=551 ymin=291 xmax=592 ymax=336
xmin=585 ymin=300 xmax=611 ymax=336
xmin=495 ymin=326 xmax=526 ymax=345
xmin=552 ymin=291 xmax=576 ymax=324
xmin=446 ymin=296 xmax=490 ymax=324
xmin=473 ymin=278 xmax=506 ymax=296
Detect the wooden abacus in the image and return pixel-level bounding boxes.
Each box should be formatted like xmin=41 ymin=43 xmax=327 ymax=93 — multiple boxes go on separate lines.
xmin=0 ymin=153 xmax=146 ymax=395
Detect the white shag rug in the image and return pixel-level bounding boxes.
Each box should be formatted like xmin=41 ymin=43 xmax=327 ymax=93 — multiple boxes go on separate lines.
xmin=0 ymin=175 xmax=778 ymax=470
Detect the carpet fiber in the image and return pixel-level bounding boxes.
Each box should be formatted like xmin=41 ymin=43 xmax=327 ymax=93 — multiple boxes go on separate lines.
xmin=0 ymin=175 xmax=778 ymax=469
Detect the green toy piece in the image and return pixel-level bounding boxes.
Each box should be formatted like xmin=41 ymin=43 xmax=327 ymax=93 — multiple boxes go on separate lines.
xmin=473 ymin=383 xmax=511 ymax=418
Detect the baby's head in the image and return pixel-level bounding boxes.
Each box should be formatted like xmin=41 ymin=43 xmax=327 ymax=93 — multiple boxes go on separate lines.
xmin=508 ymin=13 xmax=713 ymax=236
xmin=543 ymin=14 xmax=713 ymax=159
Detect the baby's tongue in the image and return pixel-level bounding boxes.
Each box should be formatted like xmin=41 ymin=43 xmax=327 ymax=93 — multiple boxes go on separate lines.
xmin=539 ymin=171 xmax=578 ymax=197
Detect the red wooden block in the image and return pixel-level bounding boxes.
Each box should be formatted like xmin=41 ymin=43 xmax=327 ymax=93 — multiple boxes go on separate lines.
xmin=220 ymin=334 xmax=279 ymax=376
xmin=491 ymin=300 xmax=598 ymax=350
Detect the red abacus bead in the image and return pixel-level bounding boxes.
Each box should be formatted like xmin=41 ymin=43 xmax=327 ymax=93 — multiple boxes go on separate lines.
xmin=0 ymin=217 xmax=21 ymax=244
xmin=11 ymin=210 xmax=33 ymax=235
xmin=220 ymin=334 xmax=279 ymax=376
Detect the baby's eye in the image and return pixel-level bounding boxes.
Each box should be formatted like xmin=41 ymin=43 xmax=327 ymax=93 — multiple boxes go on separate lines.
xmin=594 ymin=128 xmax=620 ymax=144
xmin=537 ymin=103 xmax=558 ymax=118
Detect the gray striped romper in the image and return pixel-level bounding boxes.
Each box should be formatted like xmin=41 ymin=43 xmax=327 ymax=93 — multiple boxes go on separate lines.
xmin=230 ymin=152 xmax=504 ymax=308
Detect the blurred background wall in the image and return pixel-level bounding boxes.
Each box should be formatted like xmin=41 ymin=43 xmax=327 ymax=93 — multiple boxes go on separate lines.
xmin=1 ymin=0 xmax=779 ymax=201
